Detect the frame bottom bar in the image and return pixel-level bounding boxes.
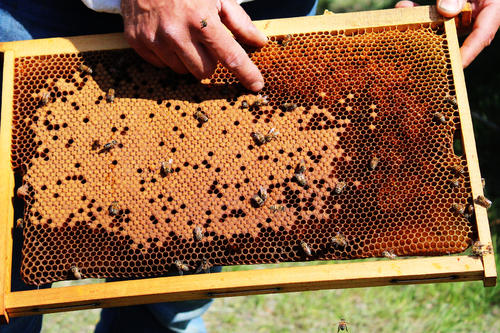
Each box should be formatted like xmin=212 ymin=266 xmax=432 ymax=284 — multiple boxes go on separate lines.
xmin=4 ymin=255 xmax=485 ymax=318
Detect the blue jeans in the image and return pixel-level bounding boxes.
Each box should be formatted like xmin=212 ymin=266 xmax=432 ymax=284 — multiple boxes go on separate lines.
xmin=0 ymin=0 xmax=317 ymax=332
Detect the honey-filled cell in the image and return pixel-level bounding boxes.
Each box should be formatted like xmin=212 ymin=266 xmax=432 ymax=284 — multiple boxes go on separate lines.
xmin=11 ymin=24 xmax=475 ymax=285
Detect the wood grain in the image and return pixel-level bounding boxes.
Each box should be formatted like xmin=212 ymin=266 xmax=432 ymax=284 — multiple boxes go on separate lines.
xmin=0 ymin=50 xmax=16 ymax=324
xmin=5 ymin=256 xmax=483 ymax=317
xmin=444 ymin=18 xmax=497 ymax=287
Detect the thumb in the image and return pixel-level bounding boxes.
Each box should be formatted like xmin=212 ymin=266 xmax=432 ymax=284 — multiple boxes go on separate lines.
xmin=219 ymin=0 xmax=268 ymax=47
xmin=437 ymin=0 xmax=467 ymax=17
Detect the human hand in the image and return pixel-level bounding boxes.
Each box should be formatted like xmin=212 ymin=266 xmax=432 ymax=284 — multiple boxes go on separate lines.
xmin=121 ymin=0 xmax=268 ymax=91
xmin=395 ymin=1 xmax=500 ymax=68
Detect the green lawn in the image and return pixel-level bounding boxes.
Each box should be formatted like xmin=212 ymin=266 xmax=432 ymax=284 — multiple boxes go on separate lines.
xmin=204 ymin=279 xmax=500 ymax=332
xmin=38 ymin=1 xmax=500 ymax=332
xmin=42 ymin=259 xmax=500 ymax=332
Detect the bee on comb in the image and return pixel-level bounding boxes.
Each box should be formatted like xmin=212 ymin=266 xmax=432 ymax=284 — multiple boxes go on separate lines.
xmin=300 ymin=240 xmax=312 ymax=256
xmin=79 ymin=63 xmax=93 ymax=75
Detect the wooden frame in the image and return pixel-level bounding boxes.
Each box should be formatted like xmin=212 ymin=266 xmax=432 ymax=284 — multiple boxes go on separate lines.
xmin=0 ymin=6 xmax=495 ymax=324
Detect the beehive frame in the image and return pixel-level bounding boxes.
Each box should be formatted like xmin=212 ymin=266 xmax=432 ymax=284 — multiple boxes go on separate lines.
xmin=0 ymin=6 xmax=495 ymax=323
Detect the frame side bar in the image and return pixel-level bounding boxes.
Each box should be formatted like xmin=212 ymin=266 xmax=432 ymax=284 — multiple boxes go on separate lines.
xmin=5 ymin=256 xmax=483 ymax=317
xmin=0 ymin=6 xmax=441 ymax=57
xmin=0 ymin=50 xmax=16 ymax=324
xmin=444 ymin=19 xmax=497 ymax=287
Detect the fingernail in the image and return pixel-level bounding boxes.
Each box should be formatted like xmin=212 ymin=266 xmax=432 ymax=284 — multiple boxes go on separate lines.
xmin=249 ymin=80 xmax=264 ymax=92
xmin=438 ymin=0 xmax=460 ymax=14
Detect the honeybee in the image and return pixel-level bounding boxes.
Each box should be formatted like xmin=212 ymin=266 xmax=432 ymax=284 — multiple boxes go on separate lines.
xmin=281 ymin=34 xmax=292 ymax=47
xmin=200 ymin=18 xmax=208 ymax=29
xmin=253 ymin=94 xmax=269 ymax=107
xmin=194 ymin=110 xmax=208 ymax=123
xmin=16 ymin=218 xmax=24 ymax=229
xmin=79 ymin=63 xmax=93 ymax=75
xmin=484 ymin=244 xmax=494 ymax=255
xmin=252 ymin=194 xmax=265 ymax=207
xmin=449 ymin=178 xmax=460 ymax=188
xmin=40 ymin=92 xmax=50 ymax=106
xmin=241 ymin=100 xmax=249 ymax=109
xmin=294 ymin=173 xmax=307 ymax=187
xmin=91 ymin=140 xmax=100 ymax=150
xmin=332 ymin=232 xmax=348 ymax=247
xmin=281 ymin=103 xmax=297 ymax=112
xmin=369 ymin=156 xmax=379 ymax=171
xmin=194 ymin=226 xmax=204 ymax=242
xmin=451 ymin=203 xmax=465 ymax=215
xmin=251 ymin=131 xmax=266 ymax=145
xmin=160 ymin=159 xmax=174 ymax=176
xmin=433 ymin=112 xmax=446 ymax=124
xmin=17 ymin=184 xmax=29 ymax=198
xmin=264 ymin=127 xmax=279 ymax=142
xmin=106 ymin=88 xmax=115 ymax=103
xmin=451 ymin=165 xmax=465 ymax=176
xmin=472 ymin=241 xmax=483 ymax=256
xmin=337 ymin=318 xmax=349 ymax=332
xmin=300 ymin=240 xmax=312 ymax=256
xmin=295 ymin=160 xmax=306 ymax=174
xmin=382 ymin=250 xmax=397 ymax=260
xmin=101 ymin=140 xmax=118 ymax=153
xmin=70 ymin=266 xmax=82 ymax=280
xmin=465 ymin=204 xmax=475 ymax=217
xmin=257 ymin=186 xmax=268 ymax=201
xmin=475 ymin=195 xmax=492 ymax=209
xmin=445 ymin=95 xmax=457 ymax=106
xmin=109 ymin=201 xmax=119 ymax=216
xmin=252 ymin=187 xmax=268 ymax=207
xmin=472 ymin=241 xmax=493 ymax=256
xmin=269 ymin=205 xmax=285 ymax=212
xmin=334 ymin=181 xmax=346 ymax=194
xmin=175 ymin=260 xmax=190 ymax=275
xmin=195 ymin=258 xmax=211 ymax=274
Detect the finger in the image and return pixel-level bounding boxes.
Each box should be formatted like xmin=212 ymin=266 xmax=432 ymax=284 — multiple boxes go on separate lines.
xmin=436 ymin=0 xmax=467 ymax=17
xmin=395 ymin=1 xmax=419 ymax=8
xmin=171 ymin=36 xmax=218 ymax=79
xmin=122 ymin=15 xmax=166 ymax=68
xmin=460 ymin=8 xmax=500 ymax=67
xmin=148 ymin=39 xmax=190 ymax=74
xmin=219 ymin=0 xmax=267 ymax=47
xmin=127 ymin=38 xmax=166 ymax=68
xmin=200 ymin=18 xmax=264 ymax=91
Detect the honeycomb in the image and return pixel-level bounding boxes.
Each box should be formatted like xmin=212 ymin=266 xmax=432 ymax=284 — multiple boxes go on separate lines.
xmin=10 ymin=23 xmax=476 ymax=285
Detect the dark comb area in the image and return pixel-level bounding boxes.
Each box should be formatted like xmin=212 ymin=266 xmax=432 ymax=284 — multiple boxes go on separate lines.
xmin=11 ymin=23 xmax=475 ymax=285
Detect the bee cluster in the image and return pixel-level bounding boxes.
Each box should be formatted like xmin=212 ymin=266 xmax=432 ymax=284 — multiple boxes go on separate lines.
xmin=10 ymin=23 xmax=486 ymax=285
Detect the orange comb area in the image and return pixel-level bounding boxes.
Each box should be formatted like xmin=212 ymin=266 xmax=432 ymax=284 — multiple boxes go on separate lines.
xmin=12 ymin=24 xmax=473 ymax=285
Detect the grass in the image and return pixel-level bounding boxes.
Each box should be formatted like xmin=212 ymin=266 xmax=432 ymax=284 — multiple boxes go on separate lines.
xmin=41 ymin=281 xmax=102 ymax=333
xmin=36 ymin=1 xmax=500 ymax=332
xmin=42 ymin=259 xmax=500 ymax=332
xmin=204 ymin=279 xmax=500 ymax=332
